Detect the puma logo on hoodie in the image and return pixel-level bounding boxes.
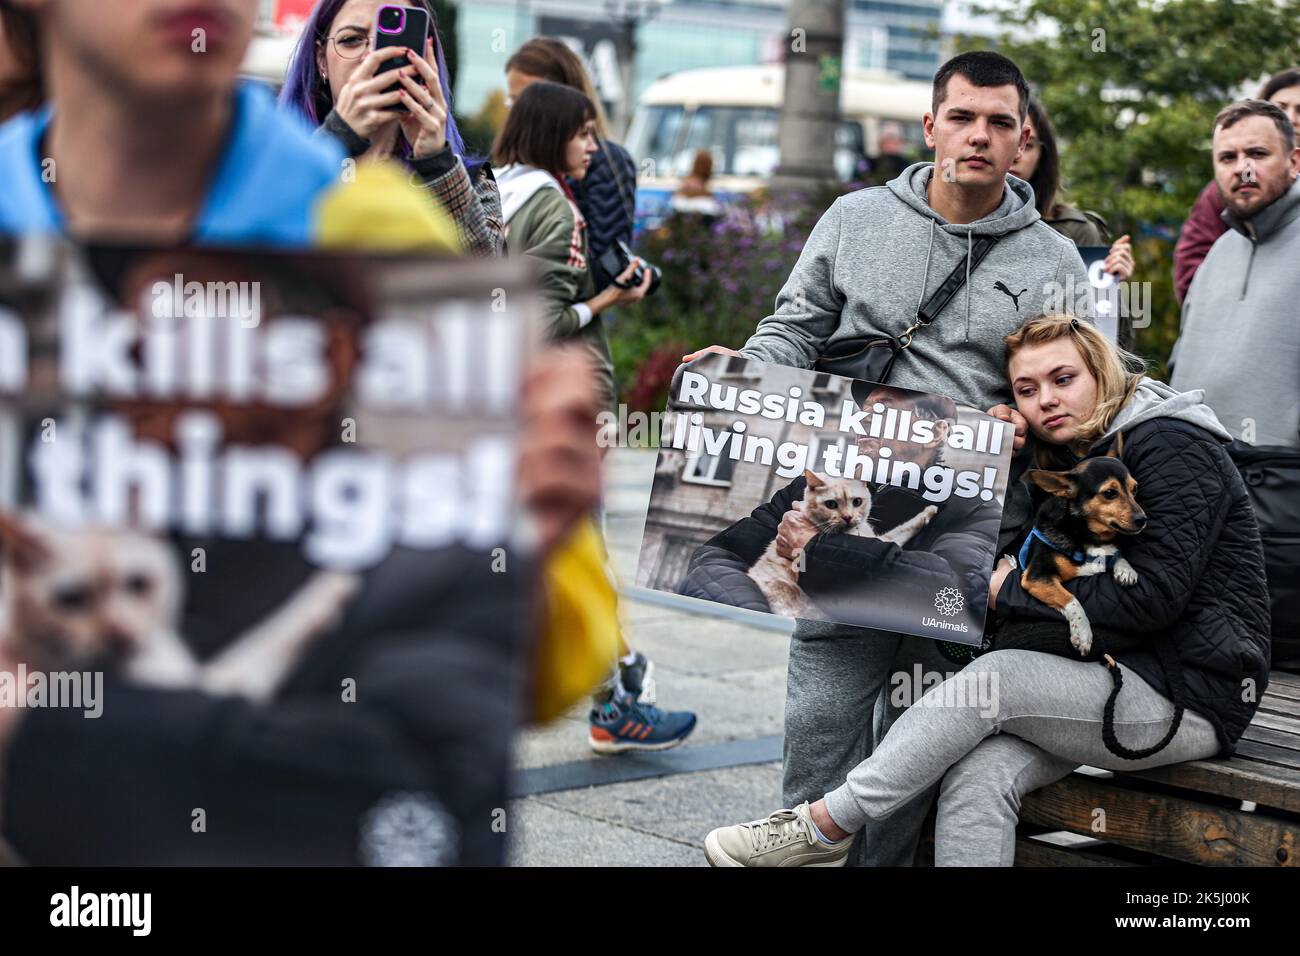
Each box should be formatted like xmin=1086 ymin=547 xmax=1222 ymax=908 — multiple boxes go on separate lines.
xmin=993 ymin=280 xmax=1028 ymax=310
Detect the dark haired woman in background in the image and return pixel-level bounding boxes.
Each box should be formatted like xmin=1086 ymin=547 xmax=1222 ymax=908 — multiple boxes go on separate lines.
xmin=1011 ymin=98 xmax=1133 ymax=280
xmin=505 ymin=38 xmax=638 ymax=292
xmin=493 ymin=80 xmax=649 ymax=407
xmin=0 ymin=1 xmax=41 ymax=122
xmin=280 ymin=0 xmax=502 ymax=256
xmin=494 ymin=80 xmax=698 ymax=757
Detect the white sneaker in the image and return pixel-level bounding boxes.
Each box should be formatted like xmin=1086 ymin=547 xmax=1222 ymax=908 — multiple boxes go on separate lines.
xmin=704 ymin=802 xmax=852 ymax=867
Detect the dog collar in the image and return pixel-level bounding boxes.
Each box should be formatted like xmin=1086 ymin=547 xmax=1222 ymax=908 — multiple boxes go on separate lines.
xmin=1018 ymin=526 xmax=1090 ymax=567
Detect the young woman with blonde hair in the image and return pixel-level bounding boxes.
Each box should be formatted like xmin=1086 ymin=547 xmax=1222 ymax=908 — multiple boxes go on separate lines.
xmin=704 ymin=314 xmax=1271 ymax=867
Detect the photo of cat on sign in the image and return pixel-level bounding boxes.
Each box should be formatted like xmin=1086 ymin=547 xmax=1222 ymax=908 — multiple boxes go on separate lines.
xmin=636 ymin=354 xmax=1013 ymax=644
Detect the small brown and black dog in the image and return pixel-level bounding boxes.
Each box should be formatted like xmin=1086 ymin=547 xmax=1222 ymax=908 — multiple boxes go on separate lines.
xmin=1018 ymin=432 xmax=1146 ymax=656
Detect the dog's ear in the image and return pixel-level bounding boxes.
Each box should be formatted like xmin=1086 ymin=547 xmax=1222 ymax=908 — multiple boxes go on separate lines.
xmin=803 ymin=469 xmax=825 ymax=489
xmin=0 ymin=513 xmax=50 ymax=573
xmin=1106 ymin=431 xmax=1125 ymax=460
xmin=1026 ymin=469 xmax=1078 ymax=498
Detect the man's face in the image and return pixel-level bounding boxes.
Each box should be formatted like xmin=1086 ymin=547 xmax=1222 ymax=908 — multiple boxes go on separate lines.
xmin=27 ymin=0 xmax=256 ymax=103
xmin=1212 ymin=114 xmax=1300 ymax=220
xmin=116 ymin=253 xmax=359 ymax=461
xmin=854 ymin=390 xmax=948 ymax=468
xmin=923 ymin=74 xmax=1029 ymax=190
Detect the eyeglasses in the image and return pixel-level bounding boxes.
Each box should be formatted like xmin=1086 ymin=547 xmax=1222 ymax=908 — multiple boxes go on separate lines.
xmin=327 ymin=31 xmax=372 ymax=61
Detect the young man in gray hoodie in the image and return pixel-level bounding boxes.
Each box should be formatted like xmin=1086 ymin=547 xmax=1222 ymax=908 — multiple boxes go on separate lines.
xmin=1171 ymin=100 xmax=1300 ymax=449
xmin=684 ymin=51 xmax=1090 ymax=865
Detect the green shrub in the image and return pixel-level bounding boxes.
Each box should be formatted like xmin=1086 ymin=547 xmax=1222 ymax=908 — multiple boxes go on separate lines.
xmin=611 ymin=183 xmax=847 ymax=410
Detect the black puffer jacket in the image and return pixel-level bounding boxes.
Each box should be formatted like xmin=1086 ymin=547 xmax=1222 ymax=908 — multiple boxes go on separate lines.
xmin=994 ymin=417 xmax=1272 ymax=753
xmin=569 ymin=138 xmax=636 ymax=293
xmin=680 ymin=475 xmax=1002 ymax=637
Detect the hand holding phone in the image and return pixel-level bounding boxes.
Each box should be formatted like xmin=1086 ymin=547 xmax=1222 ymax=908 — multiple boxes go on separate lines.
xmin=396 ymin=37 xmax=450 ymax=159
xmin=332 ymin=45 xmax=408 ymax=139
xmin=374 ymin=4 xmax=430 ymax=112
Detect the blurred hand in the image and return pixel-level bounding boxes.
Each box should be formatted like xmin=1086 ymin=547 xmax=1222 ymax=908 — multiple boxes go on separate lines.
xmin=397 ymin=39 xmax=448 ymax=159
xmin=1103 ymin=234 xmax=1134 ymax=282
xmin=332 ymin=45 xmax=408 ymax=140
xmin=681 ymin=344 xmax=742 ymax=363
xmin=0 ymin=646 xmax=25 ymax=784
xmin=987 ymin=403 xmax=1028 ymax=452
xmin=518 ymin=346 xmax=603 ymax=555
xmin=988 ymin=556 xmax=1016 ymax=609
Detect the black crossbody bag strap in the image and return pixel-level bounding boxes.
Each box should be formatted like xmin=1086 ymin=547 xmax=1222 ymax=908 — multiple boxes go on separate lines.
xmin=813 ymin=233 xmax=1000 ymax=384
xmin=898 ymin=233 xmax=1000 ymax=347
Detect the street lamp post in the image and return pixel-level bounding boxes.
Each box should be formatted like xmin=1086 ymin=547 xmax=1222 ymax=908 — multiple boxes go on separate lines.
xmin=604 ymin=0 xmax=669 ymax=138
xmin=773 ymin=0 xmax=846 ymax=191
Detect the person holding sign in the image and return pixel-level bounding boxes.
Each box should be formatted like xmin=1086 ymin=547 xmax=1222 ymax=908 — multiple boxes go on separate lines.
xmin=0 ymin=0 xmax=619 ymax=865
xmin=702 ymin=314 xmax=1269 ymax=867
xmin=1009 ymin=98 xmax=1133 ymax=279
xmin=683 ymin=51 xmax=1091 ymax=866
xmin=680 ymin=383 xmax=1002 ymax=644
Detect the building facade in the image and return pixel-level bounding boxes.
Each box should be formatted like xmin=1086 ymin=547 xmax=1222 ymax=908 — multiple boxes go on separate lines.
xmin=453 ymin=0 xmax=945 ymax=124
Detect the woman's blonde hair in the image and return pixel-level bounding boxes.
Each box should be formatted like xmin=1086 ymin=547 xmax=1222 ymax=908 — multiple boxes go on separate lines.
xmin=1004 ymin=314 xmax=1146 ymax=445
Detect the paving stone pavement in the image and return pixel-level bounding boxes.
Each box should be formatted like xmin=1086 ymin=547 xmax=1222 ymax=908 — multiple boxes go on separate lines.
xmin=506 ymin=448 xmax=793 ymax=867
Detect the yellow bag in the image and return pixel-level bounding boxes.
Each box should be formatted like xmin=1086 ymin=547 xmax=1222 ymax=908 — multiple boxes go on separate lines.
xmin=530 ymin=517 xmax=622 ymax=724
xmin=315 ymin=160 xmax=461 ymax=252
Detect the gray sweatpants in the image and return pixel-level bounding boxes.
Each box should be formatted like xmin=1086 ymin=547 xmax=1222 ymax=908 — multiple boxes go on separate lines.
xmin=783 ymin=628 xmax=959 ymax=866
xmin=822 ymin=648 xmax=1221 ymax=866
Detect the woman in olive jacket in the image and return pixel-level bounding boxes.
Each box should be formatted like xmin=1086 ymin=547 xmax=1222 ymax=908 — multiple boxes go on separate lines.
xmin=492 ymin=81 xmax=650 ymax=407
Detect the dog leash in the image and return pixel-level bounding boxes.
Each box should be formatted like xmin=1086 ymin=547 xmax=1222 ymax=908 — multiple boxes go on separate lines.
xmin=1098 ymin=633 xmax=1188 ymax=760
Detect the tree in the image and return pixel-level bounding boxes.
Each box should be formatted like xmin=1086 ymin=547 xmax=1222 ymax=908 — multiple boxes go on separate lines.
xmin=962 ymin=0 xmax=1300 ymax=372
xmin=774 ymin=0 xmax=846 ymax=189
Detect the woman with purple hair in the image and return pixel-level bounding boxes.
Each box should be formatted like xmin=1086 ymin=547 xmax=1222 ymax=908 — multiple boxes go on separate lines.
xmin=280 ymin=0 xmax=502 ymax=256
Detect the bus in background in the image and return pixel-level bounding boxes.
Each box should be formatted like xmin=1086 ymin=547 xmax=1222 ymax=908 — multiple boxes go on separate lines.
xmin=625 ymin=64 xmax=933 ymax=232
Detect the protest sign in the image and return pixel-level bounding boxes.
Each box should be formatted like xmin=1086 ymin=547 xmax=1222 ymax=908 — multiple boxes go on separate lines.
xmin=1077 ymin=245 xmax=1122 ymax=342
xmin=636 ymin=354 xmax=1014 ymax=645
xmin=0 ymin=238 xmax=537 ymax=865
xmin=0 ymin=238 xmax=532 ymax=570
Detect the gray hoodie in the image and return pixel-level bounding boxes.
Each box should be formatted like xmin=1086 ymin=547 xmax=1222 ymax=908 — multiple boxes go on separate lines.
xmin=1097 ymin=377 xmax=1233 ymax=447
xmin=740 ymin=162 xmax=1090 ymax=411
xmin=1170 ymin=175 xmax=1300 ymax=449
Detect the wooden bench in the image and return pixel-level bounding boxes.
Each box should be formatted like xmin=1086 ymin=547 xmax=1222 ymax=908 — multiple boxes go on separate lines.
xmin=1014 ymin=670 xmax=1300 ymax=866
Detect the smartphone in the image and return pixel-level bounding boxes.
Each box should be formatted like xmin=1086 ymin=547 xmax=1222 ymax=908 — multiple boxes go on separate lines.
xmin=374 ymin=4 xmax=430 ymax=112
